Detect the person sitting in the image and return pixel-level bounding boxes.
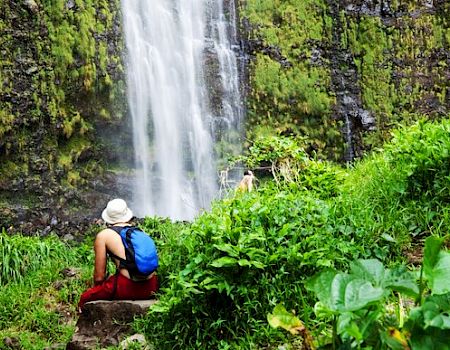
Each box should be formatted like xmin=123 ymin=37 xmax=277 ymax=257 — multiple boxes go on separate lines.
xmin=237 ymin=170 xmax=255 ymax=192
xmin=78 ymin=198 xmax=158 ymax=312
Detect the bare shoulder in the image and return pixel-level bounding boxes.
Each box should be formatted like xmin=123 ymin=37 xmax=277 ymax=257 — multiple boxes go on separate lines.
xmin=95 ymin=228 xmax=117 ymax=242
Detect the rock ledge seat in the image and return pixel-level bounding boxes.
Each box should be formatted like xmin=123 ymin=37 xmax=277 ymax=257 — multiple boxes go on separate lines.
xmin=66 ymin=299 xmax=157 ymax=350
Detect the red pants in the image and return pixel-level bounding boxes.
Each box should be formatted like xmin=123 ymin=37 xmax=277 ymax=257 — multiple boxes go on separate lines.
xmin=78 ymin=273 xmax=158 ymax=311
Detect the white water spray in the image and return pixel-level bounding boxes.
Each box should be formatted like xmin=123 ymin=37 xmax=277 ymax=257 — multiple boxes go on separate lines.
xmin=121 ymin=0 xmax=243 ymax=220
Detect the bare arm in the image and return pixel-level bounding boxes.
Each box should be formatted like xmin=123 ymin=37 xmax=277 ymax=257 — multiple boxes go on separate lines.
xmin=93 ymin=231 xmax=108 ymax=285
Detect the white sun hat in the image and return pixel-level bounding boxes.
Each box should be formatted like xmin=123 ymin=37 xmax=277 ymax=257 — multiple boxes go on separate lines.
xmin=101 ymin=198 xmax=133 ymax=224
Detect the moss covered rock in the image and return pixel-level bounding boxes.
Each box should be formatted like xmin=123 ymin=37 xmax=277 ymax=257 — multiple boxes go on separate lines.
xmin=0 ymin=0 xmax=129 ymax=233
xmin=241 ymin=0 xmax=449 ymax=160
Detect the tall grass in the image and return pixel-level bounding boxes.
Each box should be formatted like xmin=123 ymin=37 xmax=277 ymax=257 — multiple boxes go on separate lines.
xmin=337 ymin=119 xmax=450 ymax=250
xmin=0 ymin=230 xmax=72 ymax=285
xmin=0 ymin=231 xmax=94 ymax=349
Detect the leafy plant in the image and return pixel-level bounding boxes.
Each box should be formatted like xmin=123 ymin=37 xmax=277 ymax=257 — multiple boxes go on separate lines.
xmin=405 ymin=235 xmax=450 ymax=349
xmin=269 ymin=235 xmax=450 ymax=349
xmin=134 ymin=120 xmax=450 ymax=349
xmin=384 ymin=119 xmax=450 ymax=203
xmin=232 ymin=135 xmax=308 ymax=168
xmin=336 ymin=119 xmax=450 ymax=251
xmin=0 ymin=229 xmax=77 ymax=285
xmin=136 ymin=184 xmax=364 ymax=349
xmin=305 ymin=259 xmax=418 ymax=349
xmin=268 ymin=304 xmax=315 ymax=349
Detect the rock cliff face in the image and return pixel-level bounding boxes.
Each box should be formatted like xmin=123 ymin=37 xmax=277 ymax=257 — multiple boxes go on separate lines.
xmin=241 ymin=0 xmax=449 ymax=160
xmin=0 ymin=0 xmax=130 ymax=235
xmin=0 ymin=0 xmax=449 ymax=233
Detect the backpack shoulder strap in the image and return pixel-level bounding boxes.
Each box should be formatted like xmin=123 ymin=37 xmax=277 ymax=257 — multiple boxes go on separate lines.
xmin=109 ymin=226 xmax=124 ymax=234
xmin=106 ymin=226 xmax=134 ymax=265
xmin=108 ymin=225 xmax=138 ymax=233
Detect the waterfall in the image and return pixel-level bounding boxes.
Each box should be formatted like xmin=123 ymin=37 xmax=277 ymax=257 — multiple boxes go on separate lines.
xmin=121 ymin=0 xmax=243 ymax=220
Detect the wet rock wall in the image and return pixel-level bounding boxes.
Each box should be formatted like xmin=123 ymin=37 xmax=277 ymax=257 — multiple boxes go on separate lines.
xmin=241 ymin=0 xmax=449 ymax=160
xmin=0 ymin=0 xmax=129 ymax=235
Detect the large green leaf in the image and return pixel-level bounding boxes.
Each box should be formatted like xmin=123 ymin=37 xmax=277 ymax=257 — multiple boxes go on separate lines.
xmin=427 ymin=313 xmax=450 ymax=330
xmin=347 ymin=259 xmax=419 ymax=297
xmin=307 ymin=271 xmax=385 ymax=312
xmin=237 ymin=259 xmax=251 ymax=267
xmin=213 ymin=243 xmax=239 ymax=257
xmin=210 ymin=257 xmax=238 ymax=268
xmin=330 ymin=273 xmax=356 ymax=311
xmin=307 ymin=266 xmax=387 ymax=312
xmin=423 ymin=236 xmax=444 ymax=279
xmin=384 ymin=266 xmax=419 ymax=297
xmin=422 ymin=236 xmax=450 ymax=295
xmin=405 ymin=293 xmax=450 ymax=350
xmin=336 ymin=278 xmax=385 ymax=312
xmin=305 ymin=270 xmax=337 ymax=309
xmin=422 ymin=293 xmax=450 ymax=330
xmin=428 ymin=251 xmax=450 ymax=295
xmin=350 ymin=259 xmax=385 ymax=286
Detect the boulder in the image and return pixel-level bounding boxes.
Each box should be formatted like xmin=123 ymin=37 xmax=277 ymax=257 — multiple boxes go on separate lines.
xmin=66 ymin=299 xmax=157 ymax=350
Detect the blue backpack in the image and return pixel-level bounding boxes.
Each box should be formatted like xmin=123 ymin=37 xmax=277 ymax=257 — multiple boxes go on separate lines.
xmin=109 ymin=226 xmax=159 ymax=281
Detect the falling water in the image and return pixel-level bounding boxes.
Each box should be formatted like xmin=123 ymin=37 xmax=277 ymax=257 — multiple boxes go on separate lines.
xmin=121 ymin=0 xmax=243 ymax=220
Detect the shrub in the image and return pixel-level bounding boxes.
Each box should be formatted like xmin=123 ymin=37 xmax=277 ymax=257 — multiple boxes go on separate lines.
xmin=337 ymin=119 xmax=450 ymax=248
xmin=137 ymin=119 xmax=450 ymax=349
xmin=270 ymin=235 xmax=450 ymax=349
xmin=138 ymin=186 xmax=364 ymax=349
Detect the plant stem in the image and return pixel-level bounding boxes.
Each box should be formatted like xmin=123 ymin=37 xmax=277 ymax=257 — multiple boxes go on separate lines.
xmin=398 ymin=293 xmax=404 ymax=329
xmin=332 ymin=315 xmax=337 ymax=350
xmin=417 ymin=264 xmax=424 ymax=305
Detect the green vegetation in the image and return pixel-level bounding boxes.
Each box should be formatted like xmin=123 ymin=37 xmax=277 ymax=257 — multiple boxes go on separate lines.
xmin=342 ymin=10 xmax=450 ymax=148
xmin=242 ymin=0 xmax=341 ymax=159
xmin=0 ymin=230 xmax=94 ymax=349
xmin=1 ymin=0 xmax=449 ymax=347
xmin=130 ymin=119 xmax=449 ymax=349
xmin=0 ymin=119 xmax=449 ymax=349
xmin=270 ymin=235 xmax=450 ymax=349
